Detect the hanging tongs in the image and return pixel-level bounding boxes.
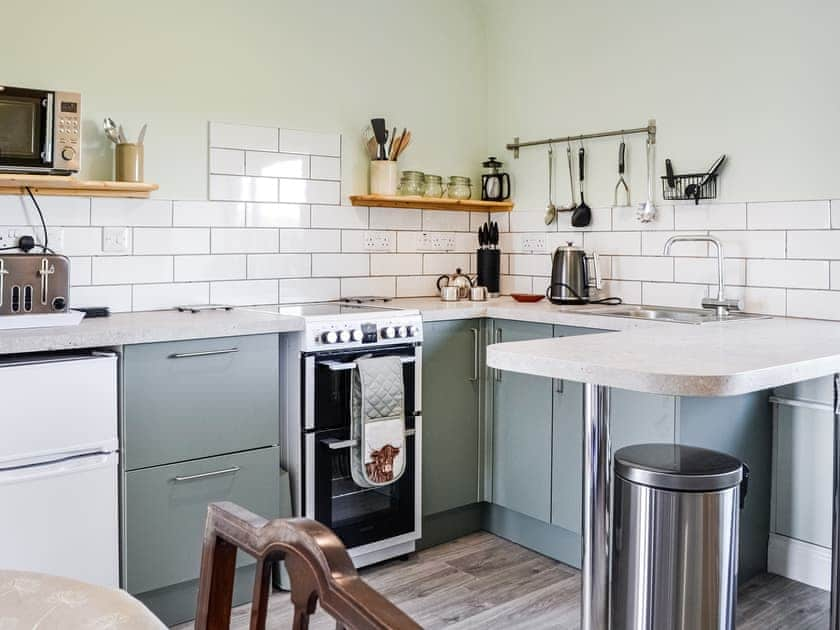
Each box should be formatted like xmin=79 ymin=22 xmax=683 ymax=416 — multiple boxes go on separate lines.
xmin=614 ymin=139 xmax=630 ymax=207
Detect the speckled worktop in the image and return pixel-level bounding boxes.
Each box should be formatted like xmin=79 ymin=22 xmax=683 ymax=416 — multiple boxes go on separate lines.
xmin=0 ymin=308 xmax=304 ymax=355
xmin=390 ymin=297 xmax=840 ymax=397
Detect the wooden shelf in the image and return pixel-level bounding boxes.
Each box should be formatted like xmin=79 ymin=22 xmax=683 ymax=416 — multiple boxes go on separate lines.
xmin=0 ymin=174 xmax=158 ymax=198
xmin=349 ymin=194 xmax=513 ymax=212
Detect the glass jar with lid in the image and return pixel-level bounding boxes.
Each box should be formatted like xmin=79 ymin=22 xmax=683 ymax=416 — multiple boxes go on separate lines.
xmin=424 ymin=174 xmax=444 ymax=198
xmin=446 ymin=176 xmax=472 ymax=200
xmin=399 ymin=171 xmax=426 ymax=196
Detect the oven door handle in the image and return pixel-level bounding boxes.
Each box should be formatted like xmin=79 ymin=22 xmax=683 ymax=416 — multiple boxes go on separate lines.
xmin=319 ymin=356 xmax=416 ymax=372
xmin=322 ymin=428 xmax=416 ymax=450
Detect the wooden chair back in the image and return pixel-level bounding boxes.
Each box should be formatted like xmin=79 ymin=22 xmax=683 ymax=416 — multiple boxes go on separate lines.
xmin=194 ymin=501 xmax=420 ymax=630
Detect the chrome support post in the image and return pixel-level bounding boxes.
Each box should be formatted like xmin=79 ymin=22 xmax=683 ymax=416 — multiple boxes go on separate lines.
xmin=832 ymin=373 xmax=840 ymax=629
xmin=582 ymin=383 xmax=611 ymax=630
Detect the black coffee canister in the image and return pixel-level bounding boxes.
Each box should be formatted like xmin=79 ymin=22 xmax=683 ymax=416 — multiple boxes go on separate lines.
xmin=477 ymin=249 xmax=500 ymax=296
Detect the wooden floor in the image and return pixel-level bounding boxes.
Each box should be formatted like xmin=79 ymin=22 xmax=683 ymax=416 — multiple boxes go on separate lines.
xmin=175 ymin=531 xmax=830 ymax=629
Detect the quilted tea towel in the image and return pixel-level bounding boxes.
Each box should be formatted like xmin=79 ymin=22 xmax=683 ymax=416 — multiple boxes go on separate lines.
xmin=351 ymin=355 xmax=406 ymax=488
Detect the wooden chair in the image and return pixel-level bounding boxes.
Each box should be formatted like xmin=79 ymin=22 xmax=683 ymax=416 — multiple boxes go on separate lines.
xmin=194 ymin=501 xmax=421 ymax=630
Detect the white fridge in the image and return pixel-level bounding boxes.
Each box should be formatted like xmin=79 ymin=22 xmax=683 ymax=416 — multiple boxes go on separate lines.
xmin=0 ymin=352 xmax=119 ymax=587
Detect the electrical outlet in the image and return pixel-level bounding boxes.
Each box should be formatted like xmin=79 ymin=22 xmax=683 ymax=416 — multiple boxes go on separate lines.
xmin=521 ymin=236 xmax=546 ymax=253
xmin=103 ymin=227 xmax=130 ymax=253
xmin=419 ymin=233 xmax=456 ymax=251
xmin=363 ymin=231 xmax=394 ymax=252
xmin=0 ymin=229 xmax=24 ymax=250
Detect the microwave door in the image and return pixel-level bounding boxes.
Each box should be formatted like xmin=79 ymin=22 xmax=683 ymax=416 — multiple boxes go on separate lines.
xmin=0 ymin=88 xmax=50 ymax=169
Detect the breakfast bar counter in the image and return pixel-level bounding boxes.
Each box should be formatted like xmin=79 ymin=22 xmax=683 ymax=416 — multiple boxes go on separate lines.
xmin=487 ymin=315 xmax=840 ymax=630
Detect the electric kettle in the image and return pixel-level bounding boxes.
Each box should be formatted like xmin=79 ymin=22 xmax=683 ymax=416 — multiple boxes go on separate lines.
xmin=547 ymin=242 xmax=601 ymax=304
xmin=481 ymin=157 xmax=511 ymax=201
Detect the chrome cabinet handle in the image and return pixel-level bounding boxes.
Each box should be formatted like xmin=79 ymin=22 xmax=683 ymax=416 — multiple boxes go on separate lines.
xmin=556 ymin=379 xmax=564 ymax=394
xmin=172 ymin=466 xmax=240 ymax=482
xmin=469 ymin=328 xmax=480 ymax=382
xmin=494 ymin=328 xmax=502 ymax=382
xmin=168 ymin=348 xmax=239 ymax=359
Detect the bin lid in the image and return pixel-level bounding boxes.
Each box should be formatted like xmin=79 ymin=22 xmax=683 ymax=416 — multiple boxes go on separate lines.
xmin=614 ymin=443 xmax=743 ymax=492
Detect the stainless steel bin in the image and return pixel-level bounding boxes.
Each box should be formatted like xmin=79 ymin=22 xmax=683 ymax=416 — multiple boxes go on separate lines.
xmin=611 ymin=443 xmax=748 ymax=630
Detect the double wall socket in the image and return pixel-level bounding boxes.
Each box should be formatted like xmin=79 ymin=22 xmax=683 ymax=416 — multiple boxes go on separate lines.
xmin=0 ymin=227 xmax=64 ymax=252
xmin=419 ymin=233 xmax=456 ymax=251
xmin=521 ymin=236 xmax=546 ymax=253
xmin=363 ymin=231 xmax=394 ymax=252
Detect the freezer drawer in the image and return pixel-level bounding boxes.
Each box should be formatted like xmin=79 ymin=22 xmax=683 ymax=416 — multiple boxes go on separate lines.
xmin=0 ymin=452 xmax=119 ymax=587
xmin=0 ymin=353 xmax=118 ymax=467
xmin=123 ymin=335 xmax=279 ymax=470
xmin=124 ymin=446 xmax=284 ymax=595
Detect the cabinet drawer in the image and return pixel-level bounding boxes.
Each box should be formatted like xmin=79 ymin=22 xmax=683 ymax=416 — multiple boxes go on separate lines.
xmin=123 ymin=334 xmax=279 ymax=470
xmin=125 ymin=446 xmax=287 ymax=594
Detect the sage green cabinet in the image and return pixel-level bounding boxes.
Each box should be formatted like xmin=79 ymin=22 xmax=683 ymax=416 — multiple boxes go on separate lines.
xmin=422 ymin=319 xmax=482 ymax=516
xmin=123 ymin=334 xmax=279 ymax=470
xmin=491 ymin=320 xmax=554 ymax=522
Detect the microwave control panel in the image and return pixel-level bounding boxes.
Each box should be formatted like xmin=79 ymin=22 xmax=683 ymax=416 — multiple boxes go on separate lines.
xmin=53 ymin=91 xmax=81 ymax=171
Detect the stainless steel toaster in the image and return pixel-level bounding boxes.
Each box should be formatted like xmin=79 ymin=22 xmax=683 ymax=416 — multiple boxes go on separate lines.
xmin=0 ymin=254 xmax=70 ymax=314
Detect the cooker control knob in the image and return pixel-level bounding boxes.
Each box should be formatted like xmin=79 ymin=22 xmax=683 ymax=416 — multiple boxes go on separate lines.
xmin=351 ymin=329 xmax=364 ymax=342
xmin=338 ymin=329 xmax=351 ymax=343
xmin=321 ymin=330 xmax=338 ymax=344
xmin=382 ymin=326 xmax=396 ymax=339
xmin=396 ymin=325 xmax=408 ymax=338
xmin=61 ymin=147 xmax=76 ymax=161
xmin=408 ymin=325 xmax=419 ymax=337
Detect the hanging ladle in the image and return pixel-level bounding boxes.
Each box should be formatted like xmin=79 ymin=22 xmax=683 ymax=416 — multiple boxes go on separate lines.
xmin=544 ymin=145 xmax=557 ymax=225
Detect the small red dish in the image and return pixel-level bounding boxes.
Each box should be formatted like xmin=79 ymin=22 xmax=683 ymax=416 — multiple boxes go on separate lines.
xmin=511 ymin=293 xmax=545 ymax=303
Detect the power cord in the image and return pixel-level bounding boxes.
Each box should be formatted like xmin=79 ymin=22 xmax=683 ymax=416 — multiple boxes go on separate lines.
xmin=24 ymin=186 xmax=50 ymax=253
xmin=0 ymin=187 xmax=56 ymax=255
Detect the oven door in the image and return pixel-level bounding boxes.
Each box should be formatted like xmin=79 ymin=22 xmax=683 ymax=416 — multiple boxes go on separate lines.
xmin=0 ymin=87 xmax=51 ymax=170
xmin=305 ymin=422 xmax=417 ymax=549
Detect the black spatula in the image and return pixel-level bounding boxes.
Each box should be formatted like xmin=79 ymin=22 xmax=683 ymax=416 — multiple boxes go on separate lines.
xmin=572 ymin=147 xmax=592 ymax=227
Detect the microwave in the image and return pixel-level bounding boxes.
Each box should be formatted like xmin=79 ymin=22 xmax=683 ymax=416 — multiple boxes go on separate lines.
xmin=0 ymin=86 xmax=81 ymax=174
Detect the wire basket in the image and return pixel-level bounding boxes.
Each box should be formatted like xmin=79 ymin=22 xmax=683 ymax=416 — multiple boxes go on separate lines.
xmin=661 ymin=173 xmax=717 ymax=205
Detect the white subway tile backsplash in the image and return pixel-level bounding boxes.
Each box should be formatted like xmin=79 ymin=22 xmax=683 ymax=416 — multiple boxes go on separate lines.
xmin=610 ymin=256 xmax=673 ymax=282
xmin=673 ymin=257 xmax=746 ymax=286
xmin=310 ymin=156 xmax=341 ymax=180
xmin=209 ymin=175 xmax=278 ymax=203
xmin=91 ymin=198 xmax=172 ymax=226
xmin=246 ymin=203 xmax=310 ymax=228
xmin=612 ymin=205 xmax=673 ymax=231
xmin=500 ymin=275 xmax=533 ymax=295
xmin=674 ymin=203 xmax=747 ymax=231
xmin=832 ymin=262 xmax=840 ymax=290
xmin=173 ymin=201 xmax=245 ymax=227
xmin=209 ymin=122 xmax=278 ymax=151
xmin=510 ymin=210 xmax=556 ymax=233
xmin=278 ymin=129 xmax=341 ymax=156
xmin=571 ymin=207 xmax=613 ymax=232
xmin=175 ymin=255 xmax=246 ymax=282
xmin=598 ymin=280 xmax=642 ymax=304
xmin=396 ymin=275 xmax=439 ymax=298
xmin=341 ymin=277 xmax=395 ymax=299
xmin=747 ymin=259 xmax=829 ymax=289
xmin=212 ymin=228 xmax=279 ymax=254
xmin=69 ymin=257 xmax=92 ymax=285
xmin=787 ymin=231 xmax=840 ymax=260
xmin=279 ymin=229 xmax=340 ymax=252
xmin=209 ymin=148 xmax=245 ymax=175
xmin=342 ymin=230 xmax=396 ymax=253
xmin=134 ymin=228 xmax=210 ymax=255
xmin=92 ymin=256 xmax=173 ymax=285
xmin=61 ymin=227 xmax=103 ymax=256
xmin=247 ymin=254 xmax=311 ymax=279
xmin=370 ymin=254 xmax=422 ymax=276
xmin=509 ymin=254 xmax=552 ymax=276
xmin=370 ymin=207 xmax=422 ymax=230
xmin=423 ymin=253 xmax=471 ymax=275
xmin=133 ymin=283 xmax=209 ymax=311
xmin=642 ymin=231 xmax=707 ymax=257
xmin=747 ymin=200 xmax=830 ymax=230
xmin=277 ymin=179 xmax=340 ymax=205
xmin=725 ymin=286 xmax=786 ymax=316
xmin=210 ymin=279 xmax=278 ymax=305
xmin=545 ymin=232 xmax=583 ymax=251
xmin=278 ymin=278 xmax=340 ymax=303
xmin=311 ymin=205 xmax=368 ymax=229
xmin=422 ymin=210 xmax=470 ymax=232
xmin=70 ymin=285 xmax=132 ymax=312
xmin=787 ymin=290 xmax=840 ymax=320
xmin=0 ymin=195 xmax=90 ymax=226
xmin=641 ymin=282 xmax=708 ymax=309
xmin=245 ymin=152 xmax=309 ymax=178
xmin=585 ymin=231 xmax=641 ymax=256
xmin=710 ymin=231 xmax=786 ymax=259
xmin=312 ymin=253 xmax=369 ymax=277
xmin=831 ymin=200 xmax=840 ymax=228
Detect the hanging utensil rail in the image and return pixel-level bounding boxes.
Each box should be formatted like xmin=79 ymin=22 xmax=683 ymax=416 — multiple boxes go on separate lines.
xmin=507 ymin=118 xmax=656 ymax=158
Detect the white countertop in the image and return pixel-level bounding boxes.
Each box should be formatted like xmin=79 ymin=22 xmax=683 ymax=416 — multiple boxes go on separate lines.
xmin=0 ymin=308 xmax=304 ymax=355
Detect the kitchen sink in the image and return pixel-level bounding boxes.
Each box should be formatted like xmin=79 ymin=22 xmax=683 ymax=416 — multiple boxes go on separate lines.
xmin=595 ymin=305 xmax=770 ymax=325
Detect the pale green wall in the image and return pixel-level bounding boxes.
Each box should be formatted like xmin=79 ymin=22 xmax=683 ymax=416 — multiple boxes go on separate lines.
xmin=481 ymin=0 xmax=840 ymax=208
xmin=2 ymin=0 xmax=487 ymax=200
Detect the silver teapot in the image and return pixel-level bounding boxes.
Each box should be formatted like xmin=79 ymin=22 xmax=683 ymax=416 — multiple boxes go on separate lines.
xmin=436 ymin=268 xmax=474 ymax=300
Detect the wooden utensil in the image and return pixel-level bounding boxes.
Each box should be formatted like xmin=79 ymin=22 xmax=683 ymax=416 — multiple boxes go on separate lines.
xmin=395 ymin=130 xmax=411 ymax=159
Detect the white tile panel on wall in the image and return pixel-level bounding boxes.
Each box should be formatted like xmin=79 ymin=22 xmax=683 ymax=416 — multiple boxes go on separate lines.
xmin=584 ymin=231 xmax=641 ymax=256
xmin=747 ymin=201 xmax=831 ymax=230
xmin=312 ymin=253 xmax=369 ymax=277
xmin=746 ymin=259 xmax=830 ymax=290
xmin=211 ymin=228 xmax=279 ymax=254
xmin=278 ymin=129 xmax=341 ymax=157
xmin=133 ymin=283 xmax=210 ymax=311
xmin=710 ymin=231 xmax=786 ymax=259
xmin=247 ymin=254 xmax=311 ymax=279
xmin=641 ymin=282 xmax=708 ymax=309
xmin=673 ymin=203 xmax=747 ymax=231
xmin=133 ymin=228 xmax=210 ymax=255
xmin=279 ymin=229 xmax=341 ymax=253
xmin=70 ymin=285 xmax=132 ymax=312
xmin=370 ymin=207 xmax=422 ymax=230
xmin=209 ymin=175 xmax=278 ymax=203
xmin=174 ymin=255 xmax=247 ymax=282
xmin=311 ymin=205 xmax=368 ymax=229
xmin=641 ymin=231 xmax=707 ymax=257
xmin=209 ymin=148 xmax=245 ymax=175
xmin=92 ymin=256 xmax=173 ymax=285
xmin=173 ymin=201 xmax=245 ymax=227
xmin=245 ymin=203 xmax=310 ymax=228
xmin=673 ymin=257 xmax=746 ymax=286
xmin=210 ymin=279 xmax=278 ymax=305
xmin=341 ymin=277 xmax=395 ymax=298
xmin=91 ymin=199 xmax=172 ymax=226
xmin=209 ymin=122 xmax=278 ymax=152
xmin=245 ymin=152 xmax=309 ymax=179
xmin=0 ymin=195 xmax=91 ymax=226
xmin=278 ymin=278 xmax=340 ymax=303
xmin=422 ymin=210 xmax=470 ymax=232
xmin=787 ymin=231 xmax=840 ymax=260
xmin=396 ymin=275 xmax=439 ymax=298
xmin=310 ymin=156 xmax=341 ymax=180
xmin=787 ymin=290 xmax=840 ymax=320
xmin=370 ymin=253 xmax=423 ymax=276
xmin=609 ymin=256 xmax=673 ymax=282
xmin=277 ymin=179 xmax=340 ymax=205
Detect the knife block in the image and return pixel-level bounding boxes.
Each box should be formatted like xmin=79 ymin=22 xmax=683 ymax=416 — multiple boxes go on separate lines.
xmin=477 ymin=249 xmax=500 ymax=296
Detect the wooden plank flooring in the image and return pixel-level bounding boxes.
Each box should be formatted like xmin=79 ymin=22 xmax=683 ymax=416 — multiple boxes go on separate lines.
xmin=174 ymin=531 xmax=829 ymax=629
